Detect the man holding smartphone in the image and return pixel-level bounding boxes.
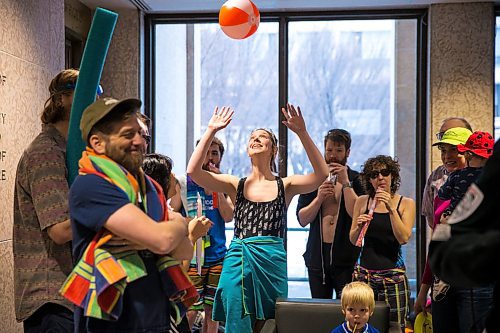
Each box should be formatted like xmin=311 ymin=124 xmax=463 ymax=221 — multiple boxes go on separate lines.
xmin=297 ymin=129 xmax=364 ymax=299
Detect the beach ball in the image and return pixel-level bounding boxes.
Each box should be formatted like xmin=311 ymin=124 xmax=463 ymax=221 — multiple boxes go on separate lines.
xmin=219 ymin=0 xmax=260 ymax=40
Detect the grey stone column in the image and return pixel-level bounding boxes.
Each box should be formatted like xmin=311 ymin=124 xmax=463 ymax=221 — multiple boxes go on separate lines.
xmin=100 ymin=8 xmax=141 ymax=100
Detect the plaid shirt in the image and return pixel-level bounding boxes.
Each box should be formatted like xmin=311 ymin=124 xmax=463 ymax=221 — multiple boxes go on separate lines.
xmin=13 ymin=124 xmax=73 ymax=321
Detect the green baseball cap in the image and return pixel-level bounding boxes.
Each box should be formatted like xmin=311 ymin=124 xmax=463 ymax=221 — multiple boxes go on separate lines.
xmin=80 ymin=97 xmax=142 ymax=141
xmin=432 ymin=127 xmax=472 ymax=146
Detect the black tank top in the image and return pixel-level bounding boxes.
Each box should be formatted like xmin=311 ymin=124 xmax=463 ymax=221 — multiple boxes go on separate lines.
xmin=233 ymin=177 xmax=287 ymax=239
xmin=360 ymin=196 xmax=405 ymax=270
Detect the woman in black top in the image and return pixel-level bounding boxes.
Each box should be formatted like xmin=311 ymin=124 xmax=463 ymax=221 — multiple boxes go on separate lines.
xmin=349 ymin=155 xmax=416 ymax=331
xmin=187 ymin=104 xmax=328 ymax=333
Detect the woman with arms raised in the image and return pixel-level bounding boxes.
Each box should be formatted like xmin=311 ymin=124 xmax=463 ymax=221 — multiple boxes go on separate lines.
xmin=187 ymin=104 xmax=328 ymax=333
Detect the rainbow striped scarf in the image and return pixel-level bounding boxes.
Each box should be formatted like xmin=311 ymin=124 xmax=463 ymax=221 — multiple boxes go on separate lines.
xmin=60 ymin=148 xmax=198 ymax=323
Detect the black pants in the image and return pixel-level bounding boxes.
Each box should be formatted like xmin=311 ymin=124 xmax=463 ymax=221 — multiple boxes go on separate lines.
xmin=24 ymin=303 xmax=73 ymax=333
xmin=307 ymin=244 xmax=354 ymax=299
xmin=432 ymin=285 xmax=493 ymax=333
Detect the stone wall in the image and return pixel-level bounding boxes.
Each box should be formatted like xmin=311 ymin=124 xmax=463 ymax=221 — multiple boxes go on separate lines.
xmin=100 ymin=7 xmax=141 ymax=100
xmin=0 ymin=1 xmax=65 ymax=331
xmin=428 ymin=2 xmax=494 ymax=170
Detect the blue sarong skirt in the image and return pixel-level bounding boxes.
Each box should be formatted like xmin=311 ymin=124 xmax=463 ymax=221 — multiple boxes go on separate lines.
xmin=212 ymin=236 xmax=288 ymax=333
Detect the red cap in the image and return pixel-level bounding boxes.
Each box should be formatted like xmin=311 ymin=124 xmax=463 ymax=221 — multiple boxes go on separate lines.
xmin=457 ymin=131 xmax=494 ymax=159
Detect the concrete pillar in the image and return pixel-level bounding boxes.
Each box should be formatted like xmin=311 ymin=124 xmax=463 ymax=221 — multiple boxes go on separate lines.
xmin=428 ymin=2 xmax=494 ymax=170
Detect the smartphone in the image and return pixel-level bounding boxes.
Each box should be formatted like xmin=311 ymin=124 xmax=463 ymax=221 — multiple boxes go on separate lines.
xmin=329 ymin=172 xmax=337 ymax=185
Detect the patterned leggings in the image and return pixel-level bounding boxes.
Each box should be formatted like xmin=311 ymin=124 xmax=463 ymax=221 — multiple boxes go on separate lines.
xmin=353 ymin=265 xmax=410 ymax=331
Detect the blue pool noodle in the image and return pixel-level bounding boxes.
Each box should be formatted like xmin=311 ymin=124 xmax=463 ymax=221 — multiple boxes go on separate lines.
xmin=66 ymin=7 xmax=118 ymax=185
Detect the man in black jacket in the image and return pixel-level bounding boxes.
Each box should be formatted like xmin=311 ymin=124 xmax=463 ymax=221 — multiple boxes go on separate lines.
xmin=297 ymin=129 xmax=364 ymax=299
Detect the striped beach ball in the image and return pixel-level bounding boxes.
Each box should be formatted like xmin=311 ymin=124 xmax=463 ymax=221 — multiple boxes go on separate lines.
xmin=219 ymin=0 xmax=260 ymax=40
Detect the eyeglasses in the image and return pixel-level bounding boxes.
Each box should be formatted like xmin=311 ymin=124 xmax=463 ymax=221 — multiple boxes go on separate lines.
xmin=435 ymin=131 xmax=445 ymax=141
xmin=142 ymin=134 xmax=151 ymax=145
xmin=367 ymin=169 xmax=391 ymax=179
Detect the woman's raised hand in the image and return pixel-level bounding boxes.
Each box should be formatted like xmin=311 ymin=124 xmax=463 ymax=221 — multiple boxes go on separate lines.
xmin=207 ymin=106 xmax=234 ymax=132
xmin=281 ymin=103 xmax=306 ymax=134
xmin=374 ymin=188 xmax=395 ymax=211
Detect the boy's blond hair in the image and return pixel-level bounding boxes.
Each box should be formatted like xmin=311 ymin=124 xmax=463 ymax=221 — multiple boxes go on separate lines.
xmin=341 ymin=282 xmax=375 ymax=314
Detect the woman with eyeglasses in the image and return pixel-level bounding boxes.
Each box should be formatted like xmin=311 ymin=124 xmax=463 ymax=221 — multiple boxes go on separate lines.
xmin=349 ymin=155 xmax=416 ymax=331
xmin=187 ymin=104 xmax=328 ymax=333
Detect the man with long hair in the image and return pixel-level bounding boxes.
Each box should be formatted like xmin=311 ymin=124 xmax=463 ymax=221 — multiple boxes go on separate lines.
xmin=13 ymin=69 xmax=79 ymax=332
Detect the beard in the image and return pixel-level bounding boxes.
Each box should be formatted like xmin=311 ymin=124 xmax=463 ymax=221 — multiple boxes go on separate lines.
xmin=106 ymin=145 xmax=144 ymax=174
xmin=326 ymin=156 xmax=347 ymax=166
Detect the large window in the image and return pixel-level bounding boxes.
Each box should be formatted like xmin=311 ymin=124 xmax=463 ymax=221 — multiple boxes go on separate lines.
xmin=150 ymin=12 xmax=424 ymax=298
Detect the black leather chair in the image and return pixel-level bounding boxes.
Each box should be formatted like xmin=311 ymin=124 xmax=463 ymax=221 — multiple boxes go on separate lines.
xmin=261 ymin=298 xmax=401 ymax=333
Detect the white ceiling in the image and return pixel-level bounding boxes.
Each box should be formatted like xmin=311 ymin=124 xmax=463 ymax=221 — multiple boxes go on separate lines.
xmin=80 ymin=0 xmax=492 ymax=13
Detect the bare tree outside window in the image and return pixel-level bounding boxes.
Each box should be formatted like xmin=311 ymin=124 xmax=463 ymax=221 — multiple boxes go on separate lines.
xmin=198 ymin=23 xmax=279 ymax=177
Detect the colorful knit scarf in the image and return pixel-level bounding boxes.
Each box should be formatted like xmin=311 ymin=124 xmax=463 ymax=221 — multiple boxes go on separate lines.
xmin=60 ymin=148 xmax=198 ymax=323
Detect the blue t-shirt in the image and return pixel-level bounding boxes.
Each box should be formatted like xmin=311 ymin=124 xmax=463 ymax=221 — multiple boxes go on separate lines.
xmin=69 ymin=174 xmax=170 ymax=333
xmin=331 ymin=322 xmax=380 ymax=333
xmin=187 ymin=177 xmax=227 ymax=264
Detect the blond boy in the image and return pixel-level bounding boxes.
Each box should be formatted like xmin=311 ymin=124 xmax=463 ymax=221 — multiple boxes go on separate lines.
xmin=330 ymin=282 xmax=380 ymax=333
